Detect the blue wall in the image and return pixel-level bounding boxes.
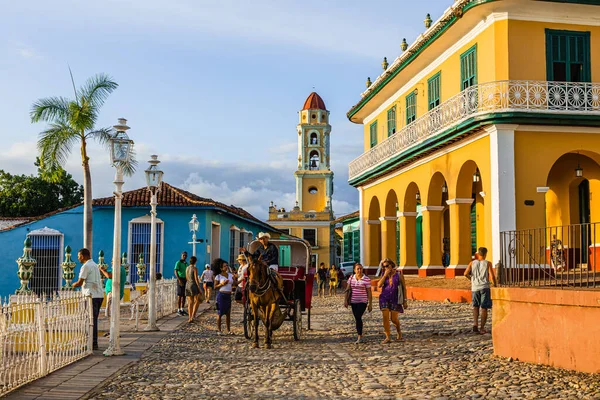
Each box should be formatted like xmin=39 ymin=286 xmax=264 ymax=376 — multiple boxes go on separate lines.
xmin=0 ymin=205 xmax=268 ymax=298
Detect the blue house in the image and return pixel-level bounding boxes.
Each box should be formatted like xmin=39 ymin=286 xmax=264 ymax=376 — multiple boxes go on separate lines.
xmin=0 ymin=182 xmax=277 ymax=298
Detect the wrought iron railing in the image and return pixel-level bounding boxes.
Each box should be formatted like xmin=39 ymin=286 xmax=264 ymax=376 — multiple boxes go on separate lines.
xmin=0 ymin=291 xmax=92 ymax=396
xmin=499 ymin=222 xmax=600 ymax=288
xmin=349 ymin=80 xmax=600 ymax=180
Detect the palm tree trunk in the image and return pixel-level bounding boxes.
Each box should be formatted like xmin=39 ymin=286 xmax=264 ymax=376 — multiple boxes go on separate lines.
xmin=81 ymin=137 xmax=93 ymax=253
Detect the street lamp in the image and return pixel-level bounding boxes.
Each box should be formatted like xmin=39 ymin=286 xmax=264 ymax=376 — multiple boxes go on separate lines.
xmin=144 ymin=155 xmax=163 ymax=332
xmin=104 ymin=118 xmax=133 ymax=357
xmin=189 ymin=214 xmax=199 ymax=257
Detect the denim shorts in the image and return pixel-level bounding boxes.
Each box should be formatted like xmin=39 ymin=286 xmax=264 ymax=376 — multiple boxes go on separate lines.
xmin=472 ymin=288 xmax=492 ymax=309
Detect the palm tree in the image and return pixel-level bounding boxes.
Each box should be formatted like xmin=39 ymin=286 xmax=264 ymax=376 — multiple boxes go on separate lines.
xmin=31 ymin=72 xmax=135 ymax=252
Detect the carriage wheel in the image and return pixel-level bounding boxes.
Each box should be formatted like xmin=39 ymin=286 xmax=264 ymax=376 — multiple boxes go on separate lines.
xmin=243 ymin=301 xmax=254 ymax=340
xmin=293 ymin=299 xmax=302 ymax=341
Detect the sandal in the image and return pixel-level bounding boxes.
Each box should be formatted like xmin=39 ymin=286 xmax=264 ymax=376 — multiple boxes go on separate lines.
xmin=381 ymin=338 xmax=391 ymax=344
xmin=479 ymin=328 xmax=488 ymax=335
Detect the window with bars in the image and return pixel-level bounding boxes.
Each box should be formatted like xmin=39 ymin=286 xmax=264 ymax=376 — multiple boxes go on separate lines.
xmin=546 ymin=29 xmax=590 ymax=82
xmin=369 ymin=121 xmax=378 ymax=148
xmin=303 ymin=228 xmax=317 ymax=247
xmin=387 ymin=106 xmax=396 ymax=137
xmin=129 ymin=221 xmax=163 ymax=284
xmin=29 ymin=232 xmax=63 ymax=295
xmin=460 ymin=45 xmax=477 ymax=90
xmin=229 ymin=228 xmax=240 ymax=266
xmin=406 ymin=92 xmax=416 ymax=124
xmin=428 ymin=72 xmax=441 ymax=110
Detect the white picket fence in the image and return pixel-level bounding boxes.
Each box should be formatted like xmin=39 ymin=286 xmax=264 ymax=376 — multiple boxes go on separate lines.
xmin=0 ymin=291 xmax=92 ymax=396
xmin=130 ymin=279 xmax=178 ymax=330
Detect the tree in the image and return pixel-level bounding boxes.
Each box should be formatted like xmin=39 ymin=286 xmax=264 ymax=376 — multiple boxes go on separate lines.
xmin=0 ymin=160 xmax=83 ymax=217
xmin=30 ymin=72 xmax=136 ymax=252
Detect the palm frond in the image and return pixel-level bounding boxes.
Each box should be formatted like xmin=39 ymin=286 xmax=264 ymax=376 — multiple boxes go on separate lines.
xmin=78 ymin=73 xmax=118 ymax=110
xmin=30 ymin=97 xmax=72 ymax=123
xmin=37 ymin=122 xmax=79 ymax=182
xmin=118 ymin=143 xmax=138 ymax=177
xmin=86 ymin=127 xmax=113 ymax=147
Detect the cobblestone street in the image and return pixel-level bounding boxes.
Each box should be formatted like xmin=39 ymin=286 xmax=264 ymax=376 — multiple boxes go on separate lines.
xmin=87 ymin=295 xmax=600 ymax=399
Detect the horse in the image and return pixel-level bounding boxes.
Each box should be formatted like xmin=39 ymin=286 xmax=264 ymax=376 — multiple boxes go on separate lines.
xmin=246 ymin=254 xmax=284 ymax=349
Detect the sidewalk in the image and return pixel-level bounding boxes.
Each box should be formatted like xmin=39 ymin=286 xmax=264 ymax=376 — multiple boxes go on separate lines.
xmin=5 ymin=303 xmax=210 ymax=400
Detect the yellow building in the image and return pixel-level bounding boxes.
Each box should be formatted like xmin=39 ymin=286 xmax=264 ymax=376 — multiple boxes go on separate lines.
xmin=347 ymin=0 xmax=600 ymax=277
xmin=268 ymin=92 xmax=335 ymax=268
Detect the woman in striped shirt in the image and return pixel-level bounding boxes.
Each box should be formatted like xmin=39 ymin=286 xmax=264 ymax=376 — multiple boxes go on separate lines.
xmin=344 ymin=263 xmax=372 ymax=344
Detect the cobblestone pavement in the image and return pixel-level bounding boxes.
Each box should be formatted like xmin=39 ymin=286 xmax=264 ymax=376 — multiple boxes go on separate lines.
xmin=88 ymin=294 xmax=600 ymax=399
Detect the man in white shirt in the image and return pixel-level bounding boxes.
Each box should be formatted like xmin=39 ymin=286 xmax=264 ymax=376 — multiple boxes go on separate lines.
xmin=72 ymin=248 xmax=105 ymax=350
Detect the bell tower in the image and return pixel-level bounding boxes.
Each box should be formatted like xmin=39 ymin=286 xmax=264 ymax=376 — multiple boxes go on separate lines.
xmin=267 ymin=92 xmax=335 ymax=269
xmin=295 ymin=92 xmax=334 ymax=214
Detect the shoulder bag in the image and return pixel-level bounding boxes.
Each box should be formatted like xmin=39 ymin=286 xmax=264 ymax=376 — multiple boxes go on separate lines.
xmin=344 ymin=275 xmax=354 ymax=307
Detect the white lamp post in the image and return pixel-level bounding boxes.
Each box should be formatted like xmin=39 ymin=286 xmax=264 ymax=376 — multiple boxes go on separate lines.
xmin=189 ymin=214 xmax=199 ymax=257
xmin=104 ymin=118 xmax=133 ymax=357
xmin=145 ymin=155 xmax=163 ymax=332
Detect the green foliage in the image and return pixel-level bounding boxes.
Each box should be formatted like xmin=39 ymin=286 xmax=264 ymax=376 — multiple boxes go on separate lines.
xmin=0 ymin=160 xmax=83 ymax=217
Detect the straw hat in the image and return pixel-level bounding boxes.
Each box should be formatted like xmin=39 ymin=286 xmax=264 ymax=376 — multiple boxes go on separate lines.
xmin=236 ymin=254 xmax=246 ymax=262
xmin=258 ymin=232 xmax=271 ymax=240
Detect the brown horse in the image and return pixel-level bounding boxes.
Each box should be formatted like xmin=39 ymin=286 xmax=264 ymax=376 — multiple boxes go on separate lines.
xmin=247 ymin=255 xmax=284 ymax=349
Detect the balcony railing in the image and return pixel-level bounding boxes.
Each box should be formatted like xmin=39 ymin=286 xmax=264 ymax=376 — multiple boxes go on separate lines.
xmin=349 ymin=80 xmax=600 ymax=181
xmin=499 ymin=223 xmax=600 ymax=289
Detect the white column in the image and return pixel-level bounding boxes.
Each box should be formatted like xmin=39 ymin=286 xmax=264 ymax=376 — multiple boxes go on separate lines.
xmin=145 ymin=191 xmax=159 ymax=331
xmin=296 ymin=175 xmax=302 ymax=209
xmin=358 ymin=187 xmax=365 ymax=265
xmin=487 ymin=124 xmax=517 ymax=266
xmin=104 ymin=166 xmax=124 ymax=356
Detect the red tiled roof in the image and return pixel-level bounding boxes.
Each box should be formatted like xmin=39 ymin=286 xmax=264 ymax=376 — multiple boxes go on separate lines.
xmin=93 ymin=182 xmax=269 ymax=227
xmin=302 ymin=92 xmax=327 ymax=111
xmin=332 ymin=210 xmax=359 ymax=225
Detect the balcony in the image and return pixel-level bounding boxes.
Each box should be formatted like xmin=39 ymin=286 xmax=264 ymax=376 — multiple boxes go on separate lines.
xmin=349 ymin=80 xmax=600 ymax=182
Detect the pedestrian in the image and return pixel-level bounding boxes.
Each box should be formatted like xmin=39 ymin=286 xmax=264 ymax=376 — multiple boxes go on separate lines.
xmin=344 ymin=263 xmax=372 ymax=344
xmin=174 ymin=251 xmax=189 ymax=316
xmin=317 ymin=262 xmax=327 ymax=297
xmin=214 ymin=258 xmax=234 ymax=335
xmin=464 ymin=247 xmax=497 ymax=334
xmin=72 ymin=248 xmax=104 ymax=351
xmin=337 ymin=266 xmax=344 ymax=289
xmin=328 ymin=264 xmax=338 ymax=296
xmin=377 ymin=259 xmax=407 ymax=344
xmin=200 ymin=264 xmax=214 ymax=304
xmin=99 ymin=259 xmax=127 ymax=318
xmin=185 ymin=256 xmax=203 ymax=323
xmin=235 ymin=254 xmax=248 ymax=304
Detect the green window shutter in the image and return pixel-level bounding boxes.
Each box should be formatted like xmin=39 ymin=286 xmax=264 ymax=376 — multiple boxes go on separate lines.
xmin=460 ymin=45 xmax=477 ymax=90
xmin=387 ymin=106 xmax=396 ymax=137
xmin=406 ymin=92 xmax=416 ymax=124
xmin=352 ymin=230 xmax=360 ymax=263
xmin=546 ymin=29 xmax=590 ymax=82
xmin=427 ymin=72 xmax=441 ymax=110
xmin=369 ymin=121 xmax=378 ymax=148
xmin=343 ymin=232 xmax=351 ymax=262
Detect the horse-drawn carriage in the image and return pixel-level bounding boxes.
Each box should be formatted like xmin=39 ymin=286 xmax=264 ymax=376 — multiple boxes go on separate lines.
xmin=242 ymin=238 xmax=315 ymax=346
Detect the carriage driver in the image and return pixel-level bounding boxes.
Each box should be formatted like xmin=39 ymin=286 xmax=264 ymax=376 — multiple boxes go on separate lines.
xmin=240 ymin=232 xmax=283 ymax=291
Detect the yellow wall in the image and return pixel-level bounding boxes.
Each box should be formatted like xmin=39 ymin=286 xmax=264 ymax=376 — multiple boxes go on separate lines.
xmin=507 ymin=20 xmax=600 ymax=81
xmin=277 ymin=225 xmax=331 ymax=267
xmin=514 ymin=130 xmax=600 ymax=231
xmin=362 ymin=135 xmax=492 ymax=261
xmin=363 ymin=20 xmax=507 ymax=152
xmin=302 ymin=177 xmax=327 ymax=211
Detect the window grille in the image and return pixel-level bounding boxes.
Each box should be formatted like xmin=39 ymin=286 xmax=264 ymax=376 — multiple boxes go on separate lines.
xmin=129 ymin=221 xmax=163 ymax=284
xmin=28 ymin=229 xmax=63 ymax=295
xmin=229 ymin=227 xmax=240 ymax=266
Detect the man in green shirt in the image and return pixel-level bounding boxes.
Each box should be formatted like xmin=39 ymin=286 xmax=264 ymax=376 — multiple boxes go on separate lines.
xmin=100 ymin=263 xmax=127 ymax=318
xmin=175 ymin=251 xmax=188 ymax=316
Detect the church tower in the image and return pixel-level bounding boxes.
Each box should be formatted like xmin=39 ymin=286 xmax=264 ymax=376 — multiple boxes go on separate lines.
xmin=268 ymin=92 xmax=335 ymax=268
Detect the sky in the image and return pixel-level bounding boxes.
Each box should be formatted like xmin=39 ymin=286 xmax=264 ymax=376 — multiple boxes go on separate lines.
xmin=0 ymin=0 xmax=451 ymax=220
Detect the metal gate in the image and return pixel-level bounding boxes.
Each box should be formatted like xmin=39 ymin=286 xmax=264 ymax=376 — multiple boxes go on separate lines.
xmin=28 ymin=228 xmax=64 ymax=295
xmin=129 ymin=221 xmax=163 ymax=284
